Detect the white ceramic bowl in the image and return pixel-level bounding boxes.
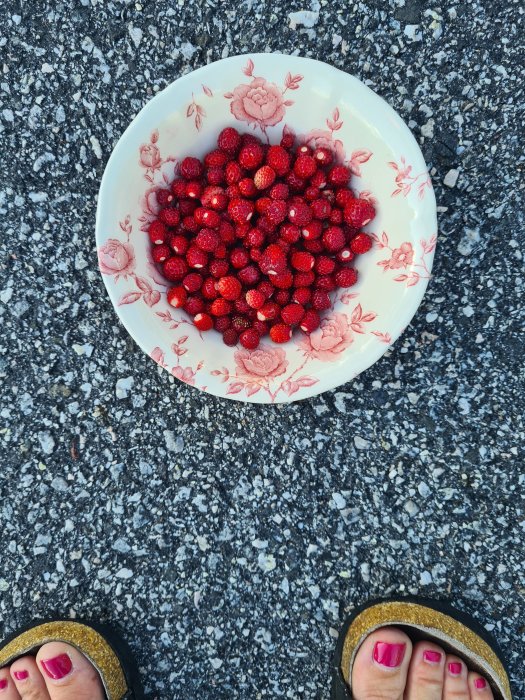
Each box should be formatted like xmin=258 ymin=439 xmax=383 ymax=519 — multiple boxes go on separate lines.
xmin=96 ymin=53 xmax=437 ymax=403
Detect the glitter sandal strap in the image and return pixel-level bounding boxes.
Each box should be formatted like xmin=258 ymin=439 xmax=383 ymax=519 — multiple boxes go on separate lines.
xmin=0 ymin=619 xmax=143 ymax=700
xmin=331 ymin=597 xmax=513 ymax=700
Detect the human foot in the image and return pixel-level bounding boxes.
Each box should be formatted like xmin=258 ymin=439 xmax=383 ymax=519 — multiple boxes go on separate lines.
xmin=351 ymin=626 xmax=493 ymax=699
xmin=0 ymin=642 xmax=104 ymax=700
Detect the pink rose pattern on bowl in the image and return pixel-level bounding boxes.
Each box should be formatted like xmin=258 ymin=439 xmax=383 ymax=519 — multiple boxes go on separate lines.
xmin=97 ymin=55 xmax=436 ymax=402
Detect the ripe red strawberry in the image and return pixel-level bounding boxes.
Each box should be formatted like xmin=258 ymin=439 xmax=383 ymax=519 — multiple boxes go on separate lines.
xmin=259 ymin=244 xmax=287 ymax=275
xmin=159 ymin=207 xmax=181 ymax=227
xmin=215 ymin=243 xmax=227 ymax=259
xmin=335 ymin=188 xmax=354 ymax=208
xmin=217 ymin=275 xmax=242 ymax=300
xmin=350 ymin=232 xmax=373 ymax=254
xmin=257 ymin=280 xmax=275 ymax=299
xmin=152 ymin=244 xmax=171 ymax=263
xmin=230 ymin=248 xmax=250 ymax=269
xmin=335 ymin=268 xmax=358 ymax=287
xmin=226 ymin=184 xmax=241 ymax=199
xmin=238 ymin=264 xmax=260 ymax=286
xmin=203 ymin=188 xmax=228 ymax=211
xmin=201 ymin=277 xmax=219 ymax=299
xmin=280 ymin=132 xmax=295 ymax=149
xmin=274 ymin=290 xmax=290 ymax=306
xmin=222 ymin=328 xmax=239 ymax=346
xmin=163 ymin=256 xmax=188 ymax=281
xmin=196 ymin=228 xmax=220 ymax=252
xmin=184 ymin=296 xmax=205 ymax=315
xmin=209 ymin=259 xmax=230 ymax=278
xmin=316 ymin=274 xmax=337 ymax=291
xmin=210 ymin=298 xmax=232 ymax=316
xmin=225 ymin=161 xmax=244 ymax=184
xmin=182 ymin=215 xmax=199 ymax=233
xmin=194 ymin=312 xmax=213 ymax=331
xmin=183 ymin=272 xmax=203 ymax=293
xmin=327 ymin=165 xmax=350 ymax=186
xmin=149 ymin=221 xmax=168 ymax=245
xmin=234 ymin=298 xmax=252 ymax=314
xmin=291 ymin=287 xmax=311 ymax=305
xmin=313 ymin=147 xmax=333 ymax=166
xmin=219 ymin=220 xmax=236 ymax=244
xmin=300 ymin=309 xmax=321 ymax=333
xmin=293 ymin=271 xmax=315 ymax=287
xmin=156 ymin=189 xmax=173 ymax=206
xmin=311 ymin=170 xmax=327 ymax=189
xmin=250 ymin=247 xmax=262 ymax=262
xmin=344 ymin=199 xmax=376 ymax=228
xmin=254 ymin=197 xmax=271 ymax=215
xmin=311 ymin=198 xmax=331 ymax=220
xmin=269 ymin=183 xmax=289 ymax=200
xmin=322 ymin=226 xmax=345 ymax=252
xmin=311 ymin=290 xmax=331 ymax=310
xmin=169 ymin=234 xmax=189 ymax=255
xmin=238 ymin=143 xmax=264 ymax=170
xmin=301 ymin=220 xmax=323 ymax=240
xmin=167 ymin=286 xmax=187 ymax=308
xmin=304 ymin=186 xmax=320 ymax=201
xmin=195 ymin=207 xmax=221 ymax=228
xmin=285 ymin=171 xmax=306 ymax=192
xmin=288 ymin=200 xmax=312 ymax=226
xmin=185 ymin=180 xmax=202 ymax=199
xmin=293 ymin=154 xmax=316 ymax=179
xmin=266 ymin=145 xmax=290 ymax=175
xmin=238 ymin=178 xmax=257 ymax=198
xmin=266 ymin=200 xmax=288 ymax=225
xmin=272 ymin=269 xmax=294 ymax=289
xmin=186 ymin=246 xmax=208 ymax=269
xmin=204 ymin=149 xmax=229 ymax=167
xmin=231 ymin=315 xmax=251 ymax=332
xmin=257 ymin=301 xmax=280 ymax=321
xmin=315 ymin=256 xmax=336 ymax=275
xmin=252 ymin=319 xmax=269 ymax=337
xmin=239 ymin=328 xmax=260 ymax=350
xmin=218 ymin=127 xmax=242 ymax=155
xmin=245 ymin=289 xmax=266 ymax=309
xmin=228 ymin=198 xmax=255 ymax=223
xmin=330 ymin=208 xmax=344 ymax=224
xmin=171 ymin=179 xmax=187 ymax=198
xmin=303 ymin=239 xmax=324 ymax=254
xmin=270 ymin=323 xmax=292 ymax=344
xmin=206 ymin=167 xmax=225 ymax=186
xmin=180 ymin=156 xmax=203 ymax=180
xmin=246 ymin=228 xmax=265 ymax=247
xmin=241 ymin=133 xmax=261 ymax=147
xmin=235 ymin=222 xmax=251 ymax=239
xmin=337 ymin=247 xmax=354 ymax=263
xmin=214 ymin=315 xmax=232 ymax=332
xmin=281 ymin=303 xmax=305 ymax=325
xmin=254 ymin=165 xmax=276 ymax=190
xmin=291 ymin=251 xmax=315 ymax=272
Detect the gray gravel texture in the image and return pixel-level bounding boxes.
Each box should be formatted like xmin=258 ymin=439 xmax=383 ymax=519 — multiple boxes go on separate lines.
xmin=1 ymin=1 xmax=524 ymax=698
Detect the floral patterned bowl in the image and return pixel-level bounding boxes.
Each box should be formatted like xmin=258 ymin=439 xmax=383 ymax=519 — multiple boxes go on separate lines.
xmin=96 ymin=53 xmax=437 ymax=403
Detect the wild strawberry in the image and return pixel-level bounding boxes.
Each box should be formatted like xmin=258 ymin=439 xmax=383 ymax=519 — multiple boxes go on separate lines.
xmin=222 ymin=328 xmax=239 ymax=346
xmin=167 ymin=286 xmax=187 ymax=308
xmin=293 ymin=271 xmax=315 ymax=287
xmin=280 ymin=132 xmax=295 ymax=149
xmin=210 ymin=298 xmax=232 ymax=316
xmin=195 ymin=207 xmax=221 ymax=228
xmin=231 ymin=315 xmax=251 ymax=332
xmin=327 ymin=165 xmax=350 ymax=186
xmin=218 ymin=126 xmax=242 ymax=155
xmin=230 ymin=248 xmax=250 ymax=269
xmin=186 ymin=246 xmax=208 ymax=269
xmin=193 ymin=312 xmax=213 ymax=331
xmin=149 ymin=220 xmax=168 ymax=244
xmin=152 ymin=244 xmax=171 ymax=263
xmin=266 ymin=145 xmax=290 ymax=175
xmin=185 ymin=180 xmax=202 ymax=199
xmin=270 ymin=323 xmax=292 ymax=344
xmin=250 ymin=247 xmax=262 ymax=262
xmin=207 ymin=190 xmax=228 ymax=211
xmin=239 ymin=328 xmax=260 ymax=350
xmin=201 ymin=277 xmax=219 ymax=299
xmin=257 ymin=281 xmax=275 ymax=299
xmin=311 ymin=198 xmax=331 ymax=219
xmin=217 ymin=275 xmax=242 ymax=300
xmin=228 ymin=198 xmax=255 ymax=223
xmin=311 ymin=290 xmax=331 ymax=310
xmin=196 ymin=228 xmax=220 ymax=252
xmin=313 ymin=147 xmax=333 ymax=166
xmin=214 ymin=315 xmax=232 ymax=332
xmin=209 ymin=259 xmax=230 ymax=278
xmin=254 ymin=165 xmax=276 ymax=190
xmin=301 ymin=220 xmax=323 ymax=240
xmin=206 ymin=167 xmax=225 ymax=186
xmin=171 ymin=179 xmax=187 ymax=198
xmin=322 ymin=226 xmax=345 ymax=252
xmin=235 ymin=222 xmax=251 ymax=239
xmin=288 ymin=200 xmax=312 ymax=226
xmin=334 ymin=188 xmax=353 ymax=208
xmin=184 ymin=296 xmax=205 ymax=315
xmin=183 ymin=272 xmax=203 ymax=293
xmin=330 ymin=208 xmax=344 ymax=224
xmin=182 ymin=215 xmax=199 ymax=233
xmin=272 ymin=269 xmax=294 ymax=289
xmin=335 ymin=268 xmax=358 ymax=287
xmin=241 ymin=133 xmax=261 ymax=147
xmin=293 ymin=154 xmax=316 ymax=179
xmin=204 ymin=149 xmax=229 ymax=167
xmin=255 ymin=196 xmax=272 ymax=214
xmin=316 ymin=274 xmax=337 ymax=291
xmin=180 ymin=156 xmax=203 ymax=180
xmin=272 ymin=290 xmax=288 ymax=307
xmin=245 ymin=289 xmax=265 ymax=309
xmin=156 ymin=189 xmax=173 ymax=206
xmin=350 ymin=232 xmax=373 ymax=254
xmin=291 ymin=287 xmax=311 ymax=305
xmin=291 ymin=251 xmax=315 ymax=272
xmin=304 ymin=186 xmax=320 ymax=201
xmin=219 ymin=220 xmax=236 ymax=244
xmin=257 ymin=216 xmax=276 ymax=233
xmin=266 ymin=200 xmax=288 ymax=225
xmin=257 ymin=301 xmax=280 ymax=321
xmin=285 ymin=171 xmax=306 ymax=193
xmin=238 ymin=265 xmax=260 ymax=286
xmin=300 ymin=309 xmax=321 ymax=333
xmin=281 ymin=303 xmax=305 ymax=325
xmin=280 ymin=223 xmax=301 ymax=243
xmin=337 ymin=247 xmax=355 ymax=263
xmin=163 ymin=256 xmax=188 ymax=281
xmin=246 ymin=228 xmax=265 ymax=247
xmin=159 ymin=207 xmax=181 ymax=227
xmin=315 ymin=255 xmax=336 ymax=275
xmin=169 ymin=234 xmax=189 ymax=255
xmin=303 ymin=239 xmax=324 ymax=254
xmin=252 ymin=319 xmax=269 ymax=337
xmin=215 ymin=243 xmax=227 ymax=259
xmin=269 ymin=183 xmax=289 ymax=200
xmin=311 ymin=170 xmax=327 ymax=189
xmin=234 ymin=297 xmax=252 ymax=314
xmin=238 ymin=178 xmax=257 ymax=198
xmin=344 ymin=199 xmax=376 ymax=228
xmin=226 ymin=183 xmax=241 ymax=199
xmin=259 ymin=244 xmax=287 ymax=275
xmin=225 ymin=161 xmax=243 ymax=184
xmin=179 ymin=199 xmax=198 ymax=216
xmin=238 ymin=143 xmax=264 ymax=170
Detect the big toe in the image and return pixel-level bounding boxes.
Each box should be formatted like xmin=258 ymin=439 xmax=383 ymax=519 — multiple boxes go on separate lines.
xmin=351 ymin=626 xmax=412 ymax=700
xmin=35 ymin=643 xmax=104 ymax=700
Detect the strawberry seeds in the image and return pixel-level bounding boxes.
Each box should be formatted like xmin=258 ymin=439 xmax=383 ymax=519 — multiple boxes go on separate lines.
xmin=148 ymin=127 xmax=376 ymax=350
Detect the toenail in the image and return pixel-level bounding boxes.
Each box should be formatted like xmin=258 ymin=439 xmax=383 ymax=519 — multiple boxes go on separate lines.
xmin=40 ymin=654 xmax=73 ymax=680
xmin=373 ymin=642 xmax=406 ymax=668
xmin=0 ymin=679 xmax=7 ymax=691
xmin=448 ymin=661 xmax=462 ymax=675
xmin=13 ymin=670 xmax=29 ymax=681
xmin=423 ymin=650 xmax=442 ymax=664
xmin=475 ymin=678 xmax=487 ymax=689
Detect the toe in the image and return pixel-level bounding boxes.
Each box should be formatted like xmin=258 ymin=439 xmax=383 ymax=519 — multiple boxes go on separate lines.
xmin=404 ymin=640 xmax=445 ymax=700
xmin=468 ymin=672 xmax=494 ymax=698
xmin=35 ymin=643 xmax=104 ymax=700
xmin=0 ymin=666 xmax=21 ymax=700
xmin=351 ymin=626 xmax=412 ymax=700
xmin=443 ymin=654 xmax=469 ymax=699
xmin=10 ymin=655 xmax=49 ymax=699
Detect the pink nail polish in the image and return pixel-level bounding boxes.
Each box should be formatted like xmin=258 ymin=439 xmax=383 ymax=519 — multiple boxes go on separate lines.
xmin=475 ymin=678 xmax=487 ymax=689
xmin=373 ymin=642 xmax=406 ymax=667
xmin=448 ymin=661 xmax=462 ymax=675
xmin=0 ymin=679 xmax=7 ymax=690
xmin=13 ymin=670 xmax=29 ymax=681
xmin=423 ymin=650 xmax=442 ymax=663
xmin=40 ymin=654 xmax=73 ymax=680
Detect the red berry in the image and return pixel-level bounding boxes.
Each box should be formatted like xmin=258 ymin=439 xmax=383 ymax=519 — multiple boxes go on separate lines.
xmin=250 ymin=247 xmax=262 ymax=262
xmin=290 ymin=251 xmax=315 ymax=272
xmin=228 ymin=198 xmax=255 ymax=223
xmin=293 ymin=154 xmax=317 ymax=179
xmin=152 ymin=243 xmax=171 ymax=263
xmin=300 ymin=309 xmax=321 ymax=333
xmin=222 ymin=328 xmax=239 ymax=346
xmin=230 ymin=248 xmax=250 ymax=269
xmin=186 ymin=246 xmax=208 ymax=269
xmin=156 ymin=189 xmax=173 ymax=206
xmin=313 ymin=147 xmax=333 ymax=166
xmin=350 ymin=232 xmax=373 ymax=254
xmin=179 ymin=199 xmax=198 ymax=216
xmin=217 ymin=275 xmax=242 ymax=300
xmin=322 ymin=226 xmax=345 ymax=252
xmin=285 ymin=171 xmax=306 ymax=193
xmin=266 ymin=200 xmax=288 ymax=225
xmin=272 ymin=270 xmax=294 ymax=289
xmin=183 ymin=272 xmax=203 ymax=293
xmin=239 ymin=329 xmax=260 ymax=350
xmin=335 ymin=188 xmax=354 ymax=208
xmin=335 ymin=267 xmax=358 ymax=288
xmin=252 ymin=320 xmax=269 ymax=337
xmin=231 ymin=315 xmax=251 ymax=332
xmin=159 ymin=207 xmax=181 ymax=227
xmin=219 ymin=220 xmax=236 ymax=244
xmin=311 ymin=170 xmax=327 ymax=189
xmin=330 ymin=208 xmax=344 ymax=224
xmin=238 ymin=264 xmax=260 ymax=286
xmin=280 ymin=223 xmax=301 ymax=243
xmin=225 ymin=161 xmax=243 ymax=184
xmin=196 ymin=228 xmax=220 ymax=252
xmin=270 ymin=323 xmax=292 ymax=344
xmin=281 ymin=303 xmax=305 ymax=325
xmin=266 ymin=145 xmax=290 ymax=175
xmin=218 ymin=127 xmax=242 ymax=155
xmin=204 ymin=188 xmax=228 ymax=211
xmin=298 ymin=145 xmax=311 ymax=155
xmin=254 ymin=165 xmax=276 ymax=190
xmin=246 ymin=228 xmax=265 ymax=247
xmin=291 ymin=287 xmax=311 ymax=305
xmin=234 ymin=298 xmax=252 ymax=314
xmin=210 ymin=298 xmax=232 ymax=316
xmin=280 ymin=132 xmax=295 ymax=149
xmin=294 ymin=271 xmax=315 ymax=287
xmin=215 ymin=243 xmax=227 ymax=259
xmin=311 ymin=198 xmax=331 ymax=220
xmin=194 ymin=312 xmax=213 ymax=331
xmin=209 ymin=259 xmax=230 ymax=278
xmin=167 ymin=286 xmax=187 ymax=308
xmin=288 ymin=201 xmax=312 ymax=226
xmin=275 ymin=290 xmax=291 ymax=306
xmin=226 ymin=183 xmax=241 ymax=199
xmin=258 ymin=281 xmax=275 ymax=299
xmin=182 ymin=215 xmax=199 ymax=233
xmin=245 ymin=289 xmax=266 ymax=309
xmin=163 ymin=256 xmax=188 ymax=281
xmin=304 ymin=186 xmax=320 ymax=202
xmin=180 ymin=156 xmax=203 ymax=180
xmin=235 ymin=222 xmax=251 ymax=239
xmin=315 ymin=255 xmax=336 ymax=275
xmin=149 ymin=221 xmax=168 ymax=245
xmin=311 ymin=290 xmax=331 ymax=310
xmin=184 ymin=296 xmax=205 ymax=315
xmin=301 ymin=220 xmax=323 ymax=240
xmin=238 ymin=178 xmax=257 ymax=198
xmin=206 ymin=166 xmax=225 ymax=186
xmin=214 ymin=315 xmax=232 ymax=332
xmin=337 ymin=247 xmax=355 ymax=263
xmin=185 ymin=180 xmax=202 ymax=199
xmin=238 ymin=143 xmax=264 ymax=170
xmin=327 ymin=165 xmax=350 ymax=186
xmin=303 ymin=239 xmax=324 ymax=254
xmin=344 ymin=199 xmax=376 ymax=228
xmin=316 ymin=274 xmax=337 ymax=291
xmin=201 ymin=277 xmax=219 ymax=299
xmin=204 ymin=149 xmax=229 ymax=167
xmin=195 ymin=207 xmax=221 ymax=228
xmin=171 ymin=179 xmax=187 ymax=198
xmin=257 ymin=301 xmax=280 ymax=321
xmin=259 ymin=244 xmax=287 ymax=276
xmin=269 ymin=183 xmax=289 ymax=200
xmin=169 ymin=234 xmax=189 ymax=255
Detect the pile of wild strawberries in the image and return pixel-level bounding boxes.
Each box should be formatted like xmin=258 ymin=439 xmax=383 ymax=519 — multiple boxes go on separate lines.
xmin=148 ymin=127 xmax=375 ymax=349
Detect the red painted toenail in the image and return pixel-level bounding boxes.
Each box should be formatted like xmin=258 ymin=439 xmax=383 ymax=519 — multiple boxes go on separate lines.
xmin=373 ymin=642 xmax=406 ymax=667
xmin=40 ymin=654 xmax=73 ymax=680
xmin=0 ymin=679 xmax=7 ymax=690
xmin=448 ymin=661 xmax=462 ymax=675
xmin=423 ymin=650 xmax=442 ymax=663
xmin=475 ymin=678 xmax=487 ymax=689
xmin=13 ymin=670 xmax=29 ymax=681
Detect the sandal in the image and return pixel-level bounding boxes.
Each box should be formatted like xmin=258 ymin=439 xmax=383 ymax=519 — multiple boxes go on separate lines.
xmin=331 ymin=597 xmax=512 ymax=700
xmin=0 ymin=618 xmax=143 ymax=699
